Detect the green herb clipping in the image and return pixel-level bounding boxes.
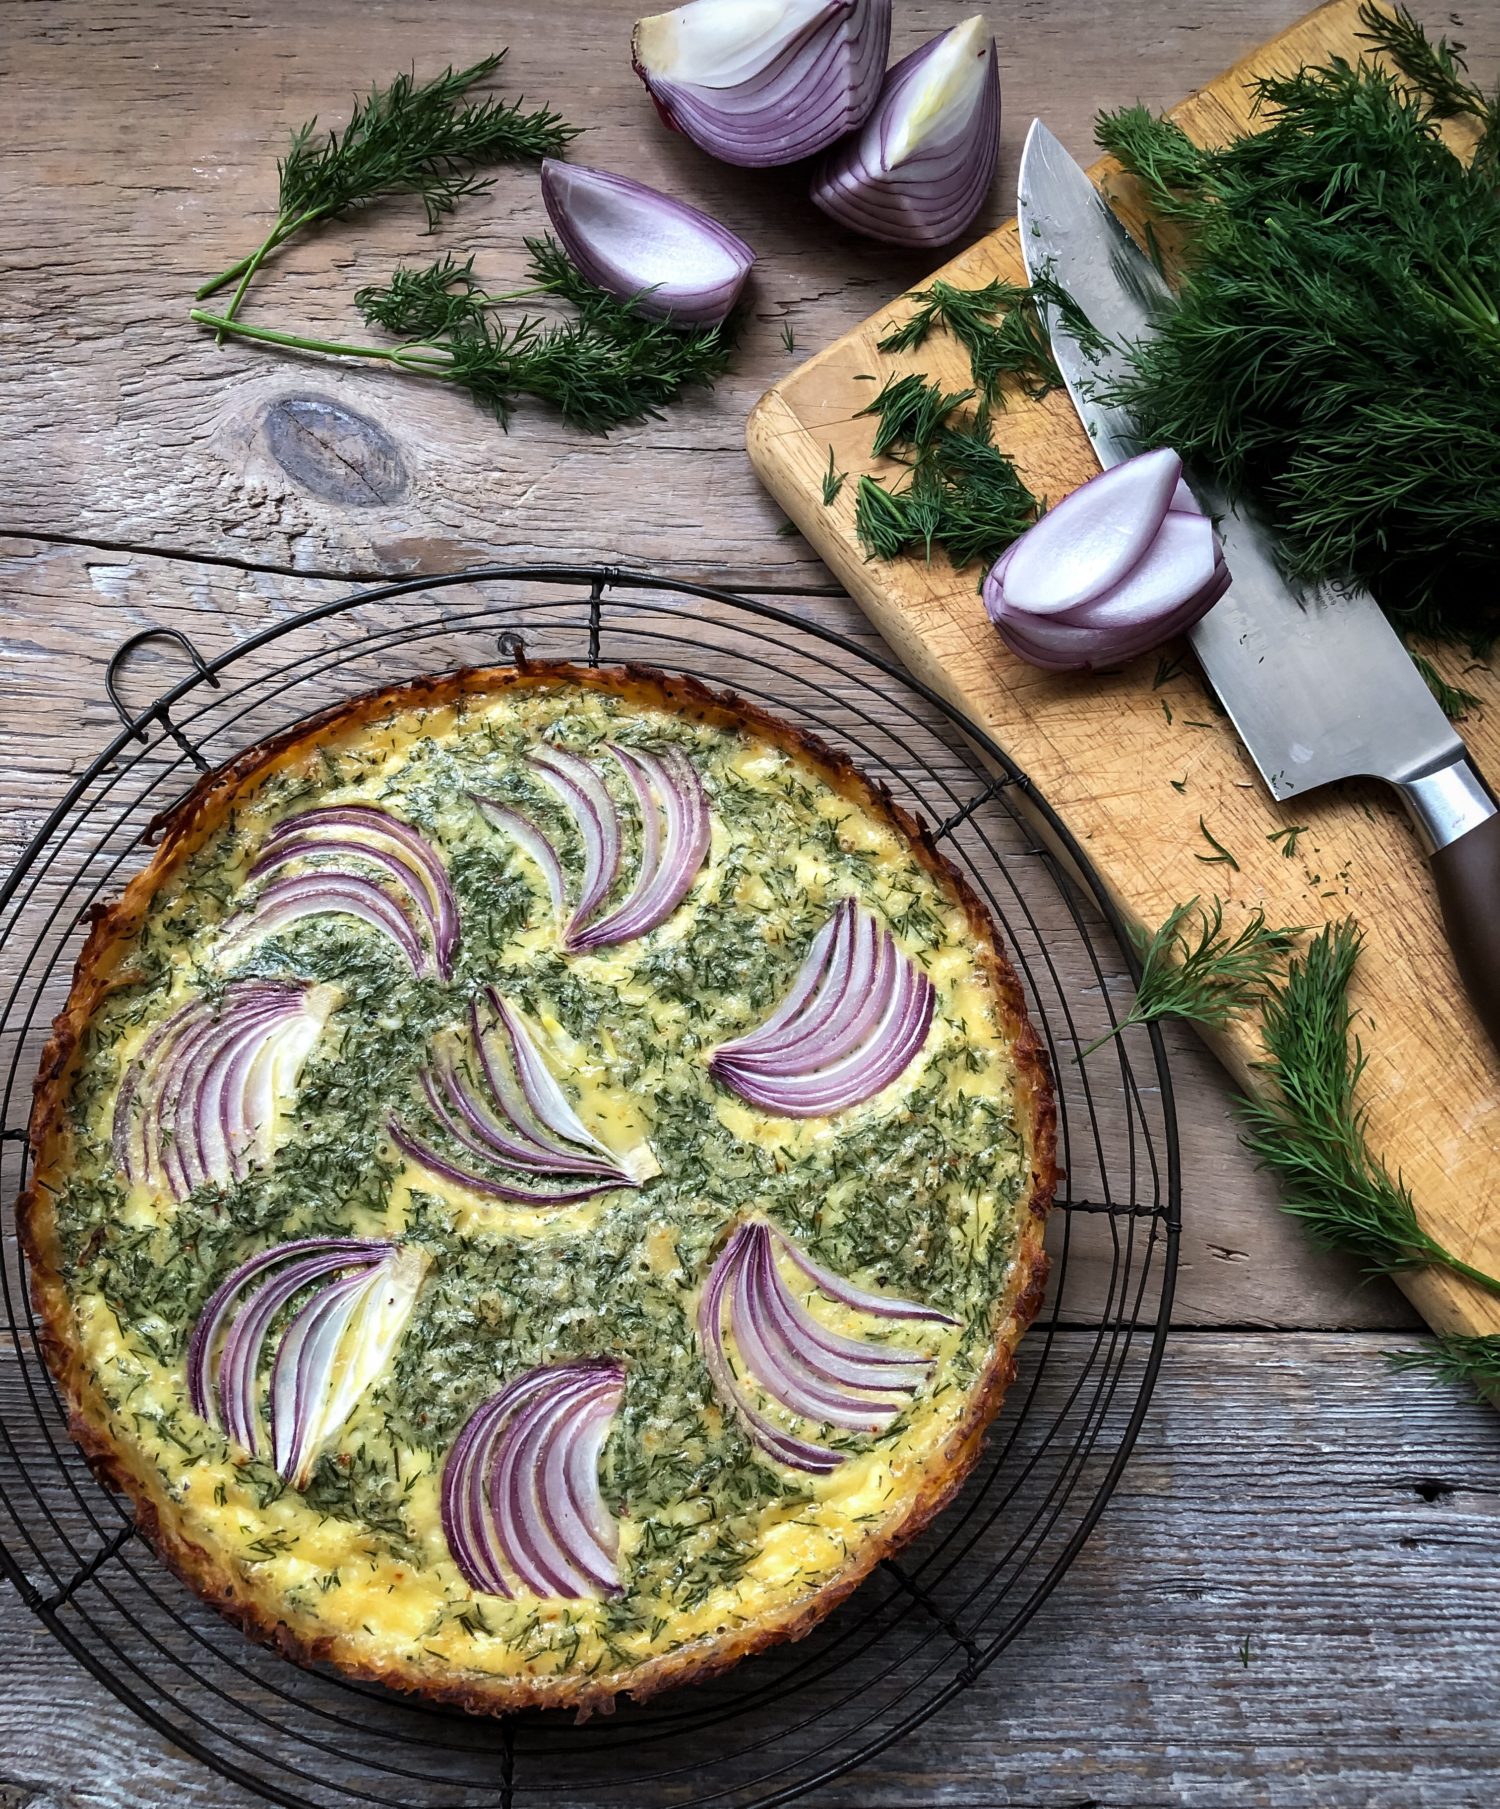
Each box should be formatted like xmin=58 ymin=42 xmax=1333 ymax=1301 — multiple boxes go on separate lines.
xmin=1240 ymin=920 xmax=1500 ymax=1296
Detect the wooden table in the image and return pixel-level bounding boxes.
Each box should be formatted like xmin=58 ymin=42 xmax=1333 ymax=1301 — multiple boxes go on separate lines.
xmin=2 ymin=2 xmax=1497 ymax=1803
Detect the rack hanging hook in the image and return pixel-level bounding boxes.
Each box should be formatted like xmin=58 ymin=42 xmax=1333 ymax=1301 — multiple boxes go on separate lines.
xmin=104 ymin=627 xmax=221 ymax=771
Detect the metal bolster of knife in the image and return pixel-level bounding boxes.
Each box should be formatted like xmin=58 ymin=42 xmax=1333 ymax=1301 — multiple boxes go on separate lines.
xmin=1394 ymin=755 xmax=1498 ymax=854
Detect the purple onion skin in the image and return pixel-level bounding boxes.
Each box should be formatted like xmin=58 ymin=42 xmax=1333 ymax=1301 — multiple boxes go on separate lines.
xmin=810 ymin=21 xmax=1001 ymax=248
xmin=633 ymin=0 xmax=892 ymax=170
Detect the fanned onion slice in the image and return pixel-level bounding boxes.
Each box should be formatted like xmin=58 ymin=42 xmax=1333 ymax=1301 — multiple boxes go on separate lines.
xmin=228 ymin=804 xmax=456 ymax=977
xmin=699 ymin=1221 xmax=952 ymax=1471
xmin=390 ymin=989 xmax=656 ymax=1204
xmin=478 ymin=745 xmax=711 ymax=951
xmin=810 ymin=14 xmax=1000 ymax=248
xmin=112 ymin=981 xmax=335 ymax=1202
xmin=186 ymin=1238 xmax=426 ymax=1486
xmin=710 ymin=903 xmax=935 ymax=1116
xmin=440 ymin=1359 xmax=626 ymax=1599
xmin=632 ymin=0 xmax=891 ymax=168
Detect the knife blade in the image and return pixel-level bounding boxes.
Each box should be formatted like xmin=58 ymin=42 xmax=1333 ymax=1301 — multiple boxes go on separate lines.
xmin=1016 ymin=119 xmax=1500 ymax=1049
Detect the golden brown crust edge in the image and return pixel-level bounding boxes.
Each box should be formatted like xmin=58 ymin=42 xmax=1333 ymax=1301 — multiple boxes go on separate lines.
xmin=19 ymin=659 xmax=1057 ymax=1718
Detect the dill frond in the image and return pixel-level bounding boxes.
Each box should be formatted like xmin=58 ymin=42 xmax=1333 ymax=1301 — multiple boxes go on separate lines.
xmin=876 ymin=276 xmax=1073 ymax=402
xmin=196 ymin=55 xmax=576 ymax=321
xmin=821 ymin=447 xmax=845 ymax=506
xmin=1241 ymin=921 xmax=1500 ymax=1296
xmin=1409 ymin=650 xmax=1483 ymax=719
xmin=1079 ymin=895 xmax=1300 ymax=1056
xmin=1386 ymin=1332 xmax=1500 ymax=1396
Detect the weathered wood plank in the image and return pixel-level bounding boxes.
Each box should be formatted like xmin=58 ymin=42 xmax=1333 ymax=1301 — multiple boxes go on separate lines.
xmin=0 ymin=0 xmax=1326 ymax=585
xmin=1 ymin=1334 xmax=1495 ymax=1808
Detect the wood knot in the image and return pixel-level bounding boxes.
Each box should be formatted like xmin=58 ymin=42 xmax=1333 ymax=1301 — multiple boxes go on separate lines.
xmin=262 ymin=394 xmax=407 ymax=505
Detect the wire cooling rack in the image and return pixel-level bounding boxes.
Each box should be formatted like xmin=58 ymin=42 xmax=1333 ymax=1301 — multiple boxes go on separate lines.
xmin=0 ymin=568 xmax=1178 ymax=1809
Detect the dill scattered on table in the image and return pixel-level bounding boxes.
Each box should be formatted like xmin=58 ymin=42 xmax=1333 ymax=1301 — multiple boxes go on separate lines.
xmin=1266 ymin=823 xmax=1309 ymax=858
xmin=821 ymin=447 xmax=845 ymax=506
xmin=1240 ymin=921 xmax=1500 ymax=1298
xmin=781 ymin=322 xmax=797 ymax=354
xmin=196 ymin=55 xmax=576 ymax=328
xmin=1194 ymin=816 xmax=1239 ymax=869
xmin=1095 ymin=6 xmax=1500 ymax=641
xmin=1078 ymin=894 xmax=1300 ymax=1056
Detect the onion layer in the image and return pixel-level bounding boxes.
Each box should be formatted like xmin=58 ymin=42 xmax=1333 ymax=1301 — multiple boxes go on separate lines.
xmin=475 ymin=743 xmax=710 ymax=951
xmin=226 ymin=804 xmax=457 ymax=978
xmin=111 ymin=980 xmax=335 ymax=1201
xmin=983 ymin=448 xmax=1231 ymax=672
xmin=710 ymin=899 xmax=935 ymax=1116
xmin=699 ymin=1220 xmax=955 ymax=1471
xmin=541 ymin=160 xmax=754 ymax=326
xmin=810 ymin=14 xmax=999 ymax=247
xmin=632 ymin=0 xmax=891 ymax=168
xmin=390 ymin=988 xmax=656 ymax=1204
xmin=441 ymin=1358 xmax=626 ymax=1599
xmin=187 ymin=1238 xmax=427 ymax=1487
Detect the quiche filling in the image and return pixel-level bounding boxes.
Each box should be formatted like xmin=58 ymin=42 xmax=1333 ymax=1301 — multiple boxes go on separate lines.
xmin=33 ymin=672 xmax=1048 ymax=1701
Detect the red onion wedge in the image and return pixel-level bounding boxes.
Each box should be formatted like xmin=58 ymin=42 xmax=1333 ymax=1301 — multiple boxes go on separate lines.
xmin=632 ymin=0 xmax=890 ymax=169
xmin=810 ymin=14 xmax=999 ymax=248
xmin=983 ymin=448 xmax=1231 ymax=673
xmin=111 ymin=981 xmax=335 ymax=1202
xmin=477 ymin=745 xmax=710 ymax=951
xmin=390 ymin=988 xmax=656 ymax=1204
xmin=441 ymin=1359 xmax=626 ymax=1599
xmin=187 ymin=1238 xmax=426 ymax=1486
xmin=227 ymin=804 xmax=457 ymax=978
xmin=541 ymin=160 xmax=754 ymax=327
xmin=699 ymin=1221 xmax=953 ymax=1471
xmin=710 ymin=900 xmax=935 ymax=1116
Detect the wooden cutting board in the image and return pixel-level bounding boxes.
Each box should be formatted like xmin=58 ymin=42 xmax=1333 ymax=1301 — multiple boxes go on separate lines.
xmin=748 ymin=0 xmax=1500 ymax=1346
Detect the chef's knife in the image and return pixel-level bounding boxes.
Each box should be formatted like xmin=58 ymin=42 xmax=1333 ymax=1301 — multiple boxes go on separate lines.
xmin=1016 ymin=119 xmax=1500 ymax=1052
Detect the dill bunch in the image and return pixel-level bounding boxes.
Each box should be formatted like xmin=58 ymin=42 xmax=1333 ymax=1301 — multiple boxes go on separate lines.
xmin=1386 ymin=1332 xmax=1500 ymax=1398
xmin=1240 ymin=921 xmax=1500 ymax=1296
xmin=1096 ymin=9 xmax=1500 ymax=641
xmin=1079 ymin=895 xmax=1300 ymax=1057
xmin=192 ymin=238 xmax=734 ymax=435
xmin=197 ymin=55 xmax=576 ymax=327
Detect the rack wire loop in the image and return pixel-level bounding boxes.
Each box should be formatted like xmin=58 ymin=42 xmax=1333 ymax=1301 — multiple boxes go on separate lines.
xmin=1 ymin=566 xmax=1178 ymax=1809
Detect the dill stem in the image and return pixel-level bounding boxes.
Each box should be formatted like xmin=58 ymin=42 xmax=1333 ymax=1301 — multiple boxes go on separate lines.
xmin=1429 ymin=1244 xmax=1500 ymax=1299
xmin=194 ymin=207 xmax=326 ymax=304
xmin=188 ymin=309 xmax=455 ymax=376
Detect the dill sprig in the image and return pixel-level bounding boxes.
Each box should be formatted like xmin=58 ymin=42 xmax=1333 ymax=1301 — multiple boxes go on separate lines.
xmin=192 ymin=236 xmax=735 ymax=435
xmin=859 ymin=372 xmax=975 ymax=456
xmin=1079 ymin=895 xmax=1300 ymax=1056
xmin=1240 ymin=921 xmax=1500 ymax=1296
xmin=821 ymin=448 xmax=845 ymax=506
xmin=1409 ymin=650 xmax=1484 ymax=719
xmin=1386 ymin=1332 xmax=1500 ymax=1396
xmin=1095 ymin=17 xmax=1500 ymax=641
xmin=196 ymin=55 xmax=576 ymax=327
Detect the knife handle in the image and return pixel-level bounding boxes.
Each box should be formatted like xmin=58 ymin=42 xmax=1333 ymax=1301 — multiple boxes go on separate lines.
xmin=1431 ymin=813 xmax=1500 ymax=1055
xmin=1401 ymin=758 xmax=1500 ymax=1054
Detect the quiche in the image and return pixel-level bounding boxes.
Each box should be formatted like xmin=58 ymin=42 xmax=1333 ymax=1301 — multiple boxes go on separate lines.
xmin=21 ymin=663 xmax=1055 ymax=1714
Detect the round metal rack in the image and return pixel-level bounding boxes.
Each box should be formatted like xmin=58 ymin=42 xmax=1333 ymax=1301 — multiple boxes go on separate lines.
xmin=0 ymin=567 xmax=1178 ymax=1809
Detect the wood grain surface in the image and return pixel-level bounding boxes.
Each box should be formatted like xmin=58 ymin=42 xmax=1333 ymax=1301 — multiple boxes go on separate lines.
xmin=747 ymin=0 xmax=1500 ymax=1350
xmin=1 ymin=0 xmax=1498 ymax=1803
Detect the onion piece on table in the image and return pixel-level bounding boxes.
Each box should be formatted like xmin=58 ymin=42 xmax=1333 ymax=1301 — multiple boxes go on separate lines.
xmin=111 ymin=980 xmax=336 ymax=1201
xmin=474 ymin=743 xmax=710 ymax=951
xmin=441 ymin=1358 xmax=626 ymax=1598
xmin=632 ymin=0 xmax=890 ymax=168
xmin=709 ymin=898 xmax=935 ymax=1116
xmin=223 ymin=803 xmax=457 ymax=978
xmin=984 ymin=449 xmax=1231 ymax=673
xmin=541 ymin=160 xmax=754 ymax=326
xmin=389 ymin=987 xmax=657 ymax=1204
xmin=187 ymin=1238 xmax=427 ymax=1487
xmin=698 ymin=1220 xmax=955 ymax=1471
xmin=810 ymin=13 xmax=1000 ymax=248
